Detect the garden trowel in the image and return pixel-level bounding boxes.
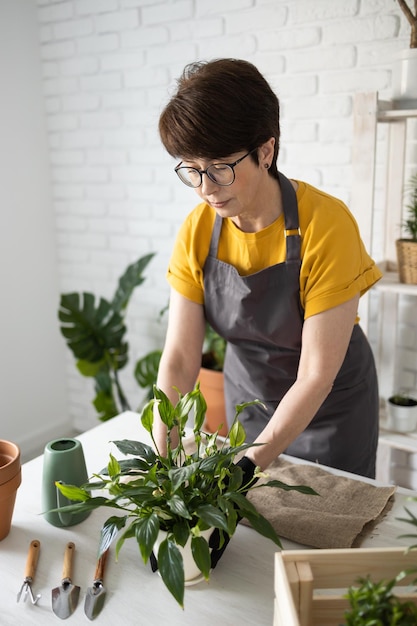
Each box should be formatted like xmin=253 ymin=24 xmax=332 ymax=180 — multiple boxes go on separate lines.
xmin=52 ymin=541 xmax=80 ymax=619
xmin=84 ymin=548 xmax=109 ymax=620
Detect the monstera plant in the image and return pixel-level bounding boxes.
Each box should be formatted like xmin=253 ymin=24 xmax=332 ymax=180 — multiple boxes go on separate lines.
xmin=58 ymin=253 xmax=156 ymax=421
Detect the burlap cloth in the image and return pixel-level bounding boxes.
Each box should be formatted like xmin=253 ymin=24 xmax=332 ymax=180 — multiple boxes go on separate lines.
xmin=243 ymin=457 xmax=396 ymax=549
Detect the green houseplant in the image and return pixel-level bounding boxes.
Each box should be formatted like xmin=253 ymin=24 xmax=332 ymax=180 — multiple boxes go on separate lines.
xmin=343 ymin=572 xmax=417 ymax=625
xmin=58 ymin=253 xmax=156 ymax=421
xmin=135 ymin=320 xmax=228 ymax=433
xmin=341 ymin=500 xmax=417 ymax=625
xmin=199 ymin=324 xmax=228 ymax=435
xmin=201 ymin=323 xmax=226 ymax=372
xmin=55 ymin=383 xmax=317 ymax=608
xmin=387 ymin=390 xmax=417 ymax=432
xmin=342 ymin=501 xmax=417 ymax=625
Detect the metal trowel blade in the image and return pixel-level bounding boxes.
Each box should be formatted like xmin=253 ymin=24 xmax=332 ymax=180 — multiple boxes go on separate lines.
xmin=84 ymin=548 xmax=109 ymax=621
xmin=51 ymin=542 xmax=80 ymax=619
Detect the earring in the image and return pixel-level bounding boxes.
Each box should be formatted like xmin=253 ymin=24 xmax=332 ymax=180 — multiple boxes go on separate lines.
xmin=264 ymin=163 xmax=270 ymax=169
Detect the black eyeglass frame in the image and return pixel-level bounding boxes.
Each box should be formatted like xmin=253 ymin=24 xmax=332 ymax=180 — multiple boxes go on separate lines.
xmin=174 ymin=148 xmax=258 ymax=188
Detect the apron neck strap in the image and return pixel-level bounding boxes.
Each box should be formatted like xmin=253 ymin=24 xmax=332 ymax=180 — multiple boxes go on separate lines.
xmin=208 ymin=171 xmax=301 ymax=262
xmin=278 ymin=171 xmax=301 ymax=262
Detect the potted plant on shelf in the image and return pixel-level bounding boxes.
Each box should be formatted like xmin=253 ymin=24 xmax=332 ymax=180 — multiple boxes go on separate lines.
xmin=58 ymin=253 xmax=157 ymax=421
xmin=54 ymin=383 xmax=317 ymax=608
xmin=387 ymin=390 xmax=417 ymax=432
xmin=396 ymin=172 xmax=417 ymax=284
xmin=393 ymin=1 xmax=417 ymax=100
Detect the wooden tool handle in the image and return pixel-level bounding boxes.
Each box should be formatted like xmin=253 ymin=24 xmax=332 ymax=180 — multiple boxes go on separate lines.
xmin=62 ymin=541 xmax=75 ymax=579
xmin=94 ymin=548 xmax=109 ymax=581
xmin=24 ymin=539 xmax=40 ymax=579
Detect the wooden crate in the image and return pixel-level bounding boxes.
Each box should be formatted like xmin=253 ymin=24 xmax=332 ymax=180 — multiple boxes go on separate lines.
xmin=274 ymin=547 xmax=417 ymax=626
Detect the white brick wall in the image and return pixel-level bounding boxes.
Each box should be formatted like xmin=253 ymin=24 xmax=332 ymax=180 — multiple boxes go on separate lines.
xmin=35 ymin=0 xmax=417 ymax=430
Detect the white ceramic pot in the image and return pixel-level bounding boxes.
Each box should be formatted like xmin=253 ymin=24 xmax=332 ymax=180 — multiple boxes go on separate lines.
xmin=392 ymin=49 xmax=417 ymax=101
xmin=154 ymin=528 xmax=213 ymax=584
xmin=387 ymin=398 xmax=417 ymax=432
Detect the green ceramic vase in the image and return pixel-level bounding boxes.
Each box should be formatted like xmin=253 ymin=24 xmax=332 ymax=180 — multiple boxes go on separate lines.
xmin=42 ymin=438 xmax=91 ymax=527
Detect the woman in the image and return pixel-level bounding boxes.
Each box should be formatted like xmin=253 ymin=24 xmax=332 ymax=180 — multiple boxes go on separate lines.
xmin=155 ymin=58 xmax=382 ymax=481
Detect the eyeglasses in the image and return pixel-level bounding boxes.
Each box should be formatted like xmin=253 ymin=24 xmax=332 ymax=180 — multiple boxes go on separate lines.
xmin=174 ymin=148 xmax=258 ymax=188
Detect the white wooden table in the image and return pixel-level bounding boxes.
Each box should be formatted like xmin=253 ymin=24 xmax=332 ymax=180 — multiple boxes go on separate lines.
xmin=1 ymin=411 xmax=417 ymax=626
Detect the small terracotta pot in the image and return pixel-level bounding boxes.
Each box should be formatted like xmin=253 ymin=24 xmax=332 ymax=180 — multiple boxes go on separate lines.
xmin=0 ymin=440 xmax=21 ymax=541
xmin=198 ymin=367 xmax=228 ymax=436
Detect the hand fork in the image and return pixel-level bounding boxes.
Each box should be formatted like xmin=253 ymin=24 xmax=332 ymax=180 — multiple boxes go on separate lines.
xmin=17 ymin=539 xmax=41 ymax=605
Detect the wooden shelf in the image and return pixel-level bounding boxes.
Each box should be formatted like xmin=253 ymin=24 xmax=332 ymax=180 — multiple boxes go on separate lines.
xmin=377 ymin=98 xmax=417 ymax=121
xmin=379 ymin=428 xmax=417 ymax=453
xmin=376 ymin=269 xmax=417 ymax=296
xmin=352 ymin=92 xmax=417 ymax=487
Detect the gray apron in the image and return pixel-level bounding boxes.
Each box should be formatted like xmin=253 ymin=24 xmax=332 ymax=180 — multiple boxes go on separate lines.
xmin=203 ymin=172 xmax=379 ymax=478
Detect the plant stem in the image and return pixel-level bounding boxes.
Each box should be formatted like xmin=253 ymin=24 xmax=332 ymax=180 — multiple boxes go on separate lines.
xmin=113 ymin=368 xmax=131 ymax=412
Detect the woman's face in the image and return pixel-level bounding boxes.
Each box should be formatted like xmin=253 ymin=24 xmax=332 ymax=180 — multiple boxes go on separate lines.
xmin=180 ymin=139 xmax=276 ymax=227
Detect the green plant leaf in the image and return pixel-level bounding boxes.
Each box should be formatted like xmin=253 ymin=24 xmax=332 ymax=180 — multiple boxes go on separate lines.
xmin=229 ymin=420 xmax=246 ymax=447
xmin=93 ymin=387 xmax=120 ymax=422
xmin=169 ymin=462 xmax=200 ymax=492
xmin=217 ymin=496 xmax=238 ymax=535
xmin=193 ymin=387 xmax=207 ymax=433
xmin=135 ymin=513 xmax=160 ymax=562
xmin=59 ymin=292 xmax=126 ymax=362
xmin=195 ymin=504 xmax=229 ymax=533
xmin=243 ymin=509 xmax=282 ymax=548
xmin=140 ymin=400 xmax=155 ymax=435
xmin=153 ymin=387 xmax=175 ymax=428
xmin=191 ymin=536 xmax=210 ymax=580
xmin=111 ymin=253 xmax=155 ymax=313
xmin=168 ymin=494 xmax=192 ymax=519
xmin=99 ymin=515 xmax=128 ymax=554
xmin=112 ymin=439 xmax=157 ymax=463
xmin=46 ymin=497 xmax=110 ymax=516
xmin=134 ymin=350 xmax=162 ymax=395
xmin=172 ymin=521 xmax=189 ymax=547
xmin=54 ymin=482 xmax=90 ymax=502
xmin=115 ymin=520 xmax=138 ymax=560
xmin=258 ymin=479 xmax=320 ymax=496
xmin=158 ymin=538 xmax=185 ymax=608
xmin=76 ymin=358 xmax=107 ymax=377
xmin=107 ymin=453 xmax=120 ymax=479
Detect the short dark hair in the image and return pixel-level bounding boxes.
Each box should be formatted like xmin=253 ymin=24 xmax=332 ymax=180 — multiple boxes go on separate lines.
xmin=158 ymin=58 xmax=280 ymax=181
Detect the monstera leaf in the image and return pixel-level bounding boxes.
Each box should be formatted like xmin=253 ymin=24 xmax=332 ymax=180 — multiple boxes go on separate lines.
xmin=59 ymin=293 xmax=126 ymax=363
xmin=134 ymin=349 xmax=162 ymax=399
xmin=111 ymin=253 xmax=155 ymax=313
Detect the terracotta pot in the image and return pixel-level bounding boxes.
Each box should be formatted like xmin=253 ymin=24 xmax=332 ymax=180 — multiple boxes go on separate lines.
xmin=0 ymin=439 xmax=21 ymax=541
xmin=198 ymin=367 xmax=228 ymax=436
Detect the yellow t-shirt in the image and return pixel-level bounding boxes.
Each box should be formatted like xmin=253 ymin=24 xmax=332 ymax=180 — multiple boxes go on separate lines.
xmin=167 ymin=180 xmax=382 ymax=319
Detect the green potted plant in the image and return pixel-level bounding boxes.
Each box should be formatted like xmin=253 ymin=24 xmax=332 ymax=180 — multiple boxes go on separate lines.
xmin=135 ymin=320 xmax=228 ymax=434
xmin=344 ymin=572 xmax=417 ymax=625
xmin=342 ymin=502 xmax=417 ymax=624
xmin=387 ymin=390 xmax=417 ymax=432
xmin=54 ymin=383 xmax=317 ymax=608
xmin=199 ymin=324 xmax=228 ymax=435
xmin=396 ymin=172 xmax=417 ymax=284
xmin=58 ymin=253 xmax=156 ymax=421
